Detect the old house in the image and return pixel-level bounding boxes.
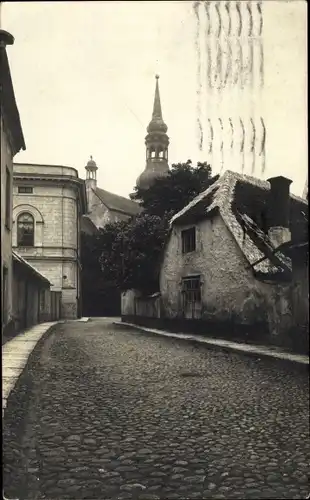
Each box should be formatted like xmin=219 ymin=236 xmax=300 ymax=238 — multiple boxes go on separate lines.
xmin=159 ymin=170 xmax=308 ymax=346
xmin=0 ymin=29 xmax=26 ymax=335
xmin=123 ymin=170 xmax=308 ymax=352
xmin=12 ymin=163 xmax=87 ymax=319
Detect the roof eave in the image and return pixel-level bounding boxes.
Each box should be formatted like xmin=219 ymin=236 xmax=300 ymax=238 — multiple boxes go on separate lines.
xmin=12 ymin=251 xmax=51 ymax=286
xmin=0 ymin=45 xmax=26 ymax=155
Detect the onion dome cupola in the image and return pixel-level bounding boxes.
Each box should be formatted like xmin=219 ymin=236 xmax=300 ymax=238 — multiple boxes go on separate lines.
xmin=136 ymin=75 xmax=170 ymax=190
xmin=85 ymin=155 xmax=98 ymax=180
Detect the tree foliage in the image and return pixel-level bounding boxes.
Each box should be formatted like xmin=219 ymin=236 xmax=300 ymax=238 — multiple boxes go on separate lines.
xmin=82 ymin=160 xmax=218 ymax=297
xmin=98 ymin=214 xmax=168 ymax=293
xmin=131 ymin=160 xmax=218 ymax=218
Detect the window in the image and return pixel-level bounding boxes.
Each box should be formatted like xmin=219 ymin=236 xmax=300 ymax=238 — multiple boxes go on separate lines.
xmin=17 ymin=212 xmax=34 ymax=247
xmin=18 ymin=186 xmax=33 ymax=194
xmin=181 ymin=227 xmax=196 ymax=253
xmin=182 ymin=276 xmax=201 ymax=304
xmin=5 ymin=167 xmax=11 ymax=229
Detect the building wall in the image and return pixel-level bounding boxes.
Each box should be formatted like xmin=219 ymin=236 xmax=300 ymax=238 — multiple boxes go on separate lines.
xmin=159 ymin=214 xmax=298 ymax=341
xmin=12 ymin=270 xmax=39 ymax=331
xmin=12 ymin=165 xmax=83 ymax=319
xmin=13 ymin=163 xmax=78 ymax=177
xmin=1 ymin=117 xmax=14 ymax=330
xmin=160 ymin=214 xmax=265 ymax=323
xmin=291 ymin=264 xmax=309 ymax=329
xmin=88 ymin=204 xmax=132 ymax=230
xmin=12 ymin=268 xmax=61 ymax=332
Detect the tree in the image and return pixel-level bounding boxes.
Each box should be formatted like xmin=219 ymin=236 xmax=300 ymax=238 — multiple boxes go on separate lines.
xmin=131 ymin=160 xmax=218 ymax=218
xmin=98 ymin=213 xmax=169 ymax=294
xmin=82 ymin=160 xmax=218 ymax=298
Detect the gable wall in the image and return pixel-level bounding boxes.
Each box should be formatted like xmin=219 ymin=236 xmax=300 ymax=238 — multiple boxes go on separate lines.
xmin=160 ymin=214 xmax=266 ymax=323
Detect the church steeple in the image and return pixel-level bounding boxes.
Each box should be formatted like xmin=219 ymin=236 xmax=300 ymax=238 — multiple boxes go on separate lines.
xmin=136 ymin=75 xmax=169 ymax=190
xmin=85 ymin=155 xmax=98 ymax=212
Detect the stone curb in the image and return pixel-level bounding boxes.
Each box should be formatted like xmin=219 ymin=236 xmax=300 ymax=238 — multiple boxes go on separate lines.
xmin=114 ymin=321 xmax=309 ymax=366
xmin=2 ymin=321 xmax=59 ymax=412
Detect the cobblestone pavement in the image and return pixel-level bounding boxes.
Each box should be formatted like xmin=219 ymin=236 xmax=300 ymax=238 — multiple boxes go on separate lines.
xmin=3 ymin=319 xmax=309 ymax=500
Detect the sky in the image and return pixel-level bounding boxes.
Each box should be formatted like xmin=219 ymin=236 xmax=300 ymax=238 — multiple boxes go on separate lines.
xmin=2 ymin=0 xmax=307 ymax=198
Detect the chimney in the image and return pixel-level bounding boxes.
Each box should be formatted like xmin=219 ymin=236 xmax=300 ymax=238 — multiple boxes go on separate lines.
xmin=267 ymin=175 xmax=292 ymax=247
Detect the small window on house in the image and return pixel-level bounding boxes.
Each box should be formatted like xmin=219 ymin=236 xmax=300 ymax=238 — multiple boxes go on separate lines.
xmin=182 ymin=276 xmax=201 ymax=304
xmin=181 ymin=227 xmax=196 ymax=253
xmin=18 ymin=186 xmax=33 ymax=194
xmin=5 ymin=167 xmax=11 ymax=229
xmin=17 ymin=212 xmax=34 ymax=247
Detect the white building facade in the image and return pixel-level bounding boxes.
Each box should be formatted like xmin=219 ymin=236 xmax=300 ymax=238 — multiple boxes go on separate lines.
xmin=12 ymin=163 xmax=87 ymax=319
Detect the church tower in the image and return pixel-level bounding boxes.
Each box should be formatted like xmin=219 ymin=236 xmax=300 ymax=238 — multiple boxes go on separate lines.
xmin=85 ymin=155 xmax=98 ymax=213
xmin=136 ymin=75 xmax=169 ymax=190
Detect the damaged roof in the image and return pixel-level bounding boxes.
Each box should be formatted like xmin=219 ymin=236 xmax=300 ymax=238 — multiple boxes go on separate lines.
xmin=171 ymin=170 xmax=308 ymax=277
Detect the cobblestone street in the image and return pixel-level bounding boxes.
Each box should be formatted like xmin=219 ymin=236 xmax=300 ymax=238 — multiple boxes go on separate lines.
xmin=3 ymin=319 xmax=310 ymax=499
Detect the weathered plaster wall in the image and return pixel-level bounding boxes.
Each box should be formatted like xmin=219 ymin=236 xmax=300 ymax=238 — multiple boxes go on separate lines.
xmin=160 ymin=214 xmax=265 ymax=323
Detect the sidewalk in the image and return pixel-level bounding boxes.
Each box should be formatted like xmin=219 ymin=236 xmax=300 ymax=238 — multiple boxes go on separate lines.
xmin=114 ymin=321 xmax=309 ymax=366
xmin=2 ymin=321 xmax=58 ymax=412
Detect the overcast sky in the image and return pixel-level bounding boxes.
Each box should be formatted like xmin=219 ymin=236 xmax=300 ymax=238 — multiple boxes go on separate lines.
xmin=2 ymin=1 xmax=307 ymax=198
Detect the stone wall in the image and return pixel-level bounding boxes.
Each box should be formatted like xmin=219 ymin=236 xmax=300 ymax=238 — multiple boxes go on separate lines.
xmin=121 ymin=290 xmax=161 ymax=319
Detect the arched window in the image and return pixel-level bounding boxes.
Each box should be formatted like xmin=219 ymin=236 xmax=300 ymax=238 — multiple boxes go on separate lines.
xmin=17 ymin=212 xmax=34 ymax=247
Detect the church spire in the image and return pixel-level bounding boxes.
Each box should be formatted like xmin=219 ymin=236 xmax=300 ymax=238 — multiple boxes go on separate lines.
xmin=147 ymin=75 xmax=167 ymax=134
xmin=152 ymin=75 xmax=162 ymax=119
xmin=136 ymin=75 xmax=170 ymax=190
